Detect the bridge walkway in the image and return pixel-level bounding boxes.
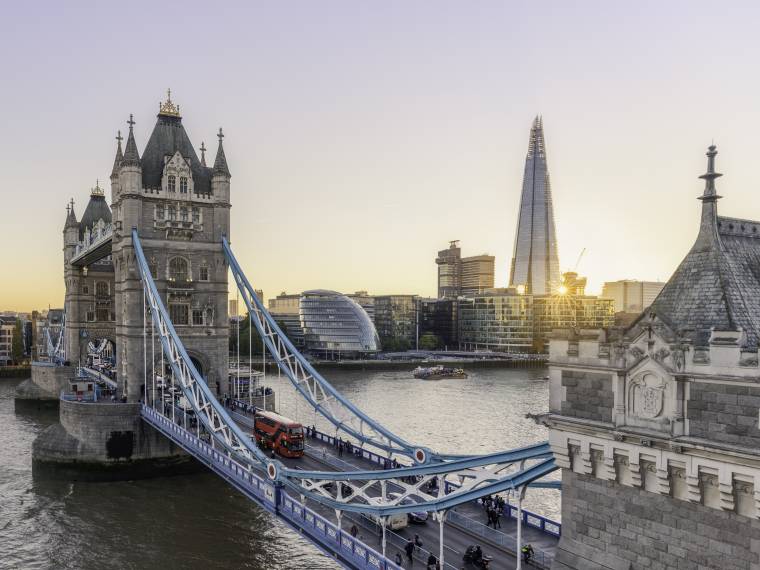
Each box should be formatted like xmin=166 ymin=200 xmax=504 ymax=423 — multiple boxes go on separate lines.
xmin=228 ymin=407 xmax=557 ymax=569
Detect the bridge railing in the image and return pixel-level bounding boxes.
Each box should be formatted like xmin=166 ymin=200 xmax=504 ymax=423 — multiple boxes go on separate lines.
xmin=142 ymin=405 xmax=406 ymax=570
xmin=446 ymin=510 xmax=551 ymax=569
xmin=231 ymin=398 xmax=562 ymax=541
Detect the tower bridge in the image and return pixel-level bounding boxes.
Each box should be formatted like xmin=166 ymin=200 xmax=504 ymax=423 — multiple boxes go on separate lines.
xmin=25 ymin=93 xmax=561 ymax=570
xmin=22 ymin=94 xmax=760 ymax=568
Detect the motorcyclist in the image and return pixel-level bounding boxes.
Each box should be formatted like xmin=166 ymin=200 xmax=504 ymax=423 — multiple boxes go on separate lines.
xmin=521 ymin=543 xmax=534 ymax=563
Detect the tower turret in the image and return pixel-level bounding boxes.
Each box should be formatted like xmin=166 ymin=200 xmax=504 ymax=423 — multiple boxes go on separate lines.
xmin=211 ymin=127 xmax=231 ymax=206
xmin=110 ymin=130 xmax=123 ymax=201
xmin=119 ymin=114 xmax=142 ymax=197
xmin=63 ymin=198 xmax=79 ymax=262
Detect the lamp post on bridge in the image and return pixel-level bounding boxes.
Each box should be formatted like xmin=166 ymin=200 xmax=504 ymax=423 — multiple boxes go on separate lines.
xmin=516 ymin=481 xmax=528 ymax=570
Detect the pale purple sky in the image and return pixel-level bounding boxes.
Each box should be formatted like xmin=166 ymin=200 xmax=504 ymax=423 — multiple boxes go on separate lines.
xmin=2 ymin=1 xmax=760 ymax=311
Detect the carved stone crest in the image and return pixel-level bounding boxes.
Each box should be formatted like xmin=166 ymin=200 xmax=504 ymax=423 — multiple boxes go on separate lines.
xmin=628 ymin=372 xmax=667 ymax=419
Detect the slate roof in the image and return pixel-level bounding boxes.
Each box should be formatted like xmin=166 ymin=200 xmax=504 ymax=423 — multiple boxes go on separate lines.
xmin=141 ymin=114 xmax=213 ymax=194
xmin=78 ymin=194 xmax=112 ymax=240
xmin=645 ymin=147 xmax=760 ymax=347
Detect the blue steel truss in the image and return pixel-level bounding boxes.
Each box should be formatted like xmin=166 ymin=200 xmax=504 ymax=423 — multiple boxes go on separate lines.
xmin=133 ymin=229 xmax=557 ymax=519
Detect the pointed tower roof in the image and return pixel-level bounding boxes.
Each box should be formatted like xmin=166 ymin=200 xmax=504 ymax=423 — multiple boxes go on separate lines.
xmin=110 ymin=130 xmax=123 ymax=178
xmin=78 ymin=181 xmax=112 ymax=240
xmin=122 ymin=114 xmax=140 ymax=167
xmin=141 ymin=91 xmax=212 ymax=193
xmin=64 ymin=198 xmax=78 ymax=228
xmin=213 ymin=128 xmax=231 ymax=177
xmin=645 ymin=145 xmax=760 ymax=347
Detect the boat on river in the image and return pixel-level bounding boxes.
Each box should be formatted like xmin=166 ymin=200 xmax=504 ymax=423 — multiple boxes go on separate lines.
xmin=413 ymin=365 xmax=468 ymax=380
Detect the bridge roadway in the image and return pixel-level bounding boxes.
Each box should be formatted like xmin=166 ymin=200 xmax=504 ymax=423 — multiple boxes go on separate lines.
xmin=227 ymin=407 xmax=558 ymax=569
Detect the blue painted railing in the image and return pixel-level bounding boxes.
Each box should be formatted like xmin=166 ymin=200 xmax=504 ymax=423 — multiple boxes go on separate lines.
xmin=230 ymin=398 xmax=561 ymax=538
xmin=142 ymin=405 xmax=402 ymax=570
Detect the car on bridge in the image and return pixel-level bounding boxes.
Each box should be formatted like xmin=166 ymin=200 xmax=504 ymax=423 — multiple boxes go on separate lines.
xmin=388 ymin=493 xmax=428 ymax=524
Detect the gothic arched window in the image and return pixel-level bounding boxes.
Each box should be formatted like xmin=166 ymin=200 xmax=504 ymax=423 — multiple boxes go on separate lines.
xmin=168 ymin=175 xmax=176 ymax=192
xmin=169 ymin=257 xmax=189 ymax=282
xmin=168 ymin=206 xmax=176 ymax=221
xmin=179 ymin=177 xmax=188 ymax=194
xmin=95 ymin=281 xmax=109 ymax=297
xmin=199 ymin=261 xmax=209 ymax=281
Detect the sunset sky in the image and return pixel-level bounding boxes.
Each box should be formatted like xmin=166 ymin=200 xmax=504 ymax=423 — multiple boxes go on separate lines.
xmin=2 ymin=1 xmax=760 ymax=312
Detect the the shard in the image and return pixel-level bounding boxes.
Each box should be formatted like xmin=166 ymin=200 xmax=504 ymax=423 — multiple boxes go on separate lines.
xmin=509 ymin=116 xmax=560 ymax=295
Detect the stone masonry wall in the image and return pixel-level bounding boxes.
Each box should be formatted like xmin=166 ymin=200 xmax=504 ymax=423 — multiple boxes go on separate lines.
xmin=552 ymin=469 xmax=760 ymax=570
xmin=688 ymin=382 xmax=760 ymax=448
xmin=560 ymin=370 xmax=614 ymax=423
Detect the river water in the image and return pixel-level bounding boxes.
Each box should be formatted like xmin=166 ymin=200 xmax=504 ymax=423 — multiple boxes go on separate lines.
xmin=0 ymin=366 xmax=555 ymax=570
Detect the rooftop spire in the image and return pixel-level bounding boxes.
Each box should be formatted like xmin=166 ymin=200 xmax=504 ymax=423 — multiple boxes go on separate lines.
xmin=158 ymin=88 xmax=181 ymax=117
xmin=110 ymin=130 xmax=123 ymax=178
xmin=91 ymin=179 xmax=104 ymax=197
xmin=693 ymin=144 xmax=723 ymax=252
xmin=122 ymin=114 xmax=140 ymax=167
xmin=526 ymin=115 xmax=546 ymax=159
xmin=200 ymin=141 xmax=207 ymax=167
xmin=213 ymin=127 xmax=231 ymax=177
xmin=64 ymin=198 xmax=78 ymax=228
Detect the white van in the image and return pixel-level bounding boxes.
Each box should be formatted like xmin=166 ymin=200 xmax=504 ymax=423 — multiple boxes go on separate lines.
xmin=363 ymin=497 xmax=408 ymax=530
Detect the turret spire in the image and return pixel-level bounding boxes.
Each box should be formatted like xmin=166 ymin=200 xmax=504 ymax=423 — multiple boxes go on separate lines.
xmin=64 ymin=198 xmax=78 ymax=228
xmin=122 ymin=114 xmax=140 ymax=166
xmin=213 ymin=127 xmax=231 ymax=177
xmin=111 ymin=130 xmax=123 ymax=178
xmin=693 ymin=144 xmax=723 ymax=252
xmin=200 ymin=141 xmax=207 ymax=167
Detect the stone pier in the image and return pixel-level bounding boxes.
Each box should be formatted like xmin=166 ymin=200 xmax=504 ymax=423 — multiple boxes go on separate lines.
xmin=33 ymin=400 xmax=197 ymax=481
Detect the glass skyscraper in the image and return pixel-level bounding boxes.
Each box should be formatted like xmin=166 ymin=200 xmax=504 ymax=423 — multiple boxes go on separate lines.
xmin=509 ymin=116 xmax=560 ymax=295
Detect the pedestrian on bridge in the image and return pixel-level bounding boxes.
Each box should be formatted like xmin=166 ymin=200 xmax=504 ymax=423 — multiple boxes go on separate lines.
xmin=394 ymin=552 xmax=403 ymax=567
xmin=350 ymin=523 xmax=358 ymax=538
xmin=405 ymin=539 xmax=415 ymax=564
xmin=426 ymin=553 xmax=437 ymax=569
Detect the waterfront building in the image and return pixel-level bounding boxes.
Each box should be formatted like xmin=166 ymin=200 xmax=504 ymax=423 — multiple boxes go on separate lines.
xmin=547 ymin=146 xmax=760 ymax=568
xmin=373 ymin=295 xmax=418 ymax=350
xmin=435 ymin=241 xmax=495 ymax=298
xmin=347 ymin=291 xmax=375 ymax=323
xmin=268 ymin=292 xmax=305 ymax=347
xmin=509 ymin=116 xmax=560 ymax=295
xmin=299 ymin=290 xmax=379 ymax=359
xmin=601 ymin=279 xmax=666 ymax=313
xmin=458 ymin=289 xmax=533 ymax=353
xmin=0 ymin=316 xmax=15 ymax=365
xmin=416 ymin=298 xmax=457 ymax=349
xmin=532 ymin=272 xmax=615 ymax=352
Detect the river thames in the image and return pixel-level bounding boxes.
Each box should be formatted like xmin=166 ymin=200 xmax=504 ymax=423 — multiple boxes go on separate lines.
xmin=0 ymin=366 xmax=555 ymax=570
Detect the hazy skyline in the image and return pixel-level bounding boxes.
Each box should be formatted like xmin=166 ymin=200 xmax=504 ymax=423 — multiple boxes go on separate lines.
xmin=3 ymin=1 xmax=760 ymax=311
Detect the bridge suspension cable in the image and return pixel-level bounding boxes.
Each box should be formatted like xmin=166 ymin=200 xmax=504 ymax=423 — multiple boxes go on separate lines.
xmin=133 ymin=229 xmax=557 ymax=520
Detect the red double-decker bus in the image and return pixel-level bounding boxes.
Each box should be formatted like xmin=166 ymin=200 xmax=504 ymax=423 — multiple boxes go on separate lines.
xmin=253 ymin=410 xmax=305 ymax=458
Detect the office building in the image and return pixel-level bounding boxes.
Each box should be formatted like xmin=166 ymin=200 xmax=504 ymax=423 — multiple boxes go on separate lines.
xmin=509 ymin=116 xmax=561 ymax=295
xmin=268 ymin=292 xmax=304 ymax=347
xmin=601 ymin=279 xmax=666 ymax=314
xmin=458 ymin=289 xmax=534 ymax=352
xmin=0 ymin=316 xmax=15 ymax=365
xmin=436 ymin=241 xmax=495 ymax=298
xmin=347 ymin=291 xmax=375 ymax=323
xmin=373 ymin=295 xmax=418 ymax=350
xmin=300 ymin=290 xmax=379 ymax=358
xmin=417 ymin=298 xmax=457 ymax=349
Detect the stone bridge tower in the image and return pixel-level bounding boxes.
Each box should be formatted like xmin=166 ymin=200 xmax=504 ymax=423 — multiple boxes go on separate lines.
xmin=547 ymin=146 xmax=760 ymax=569
xmin=111 ymin=92 xmax=231 ymax=401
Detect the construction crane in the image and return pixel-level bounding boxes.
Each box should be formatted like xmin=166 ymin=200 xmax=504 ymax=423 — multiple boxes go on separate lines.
xmin=572 ymin=247 xmax=587 ymax=272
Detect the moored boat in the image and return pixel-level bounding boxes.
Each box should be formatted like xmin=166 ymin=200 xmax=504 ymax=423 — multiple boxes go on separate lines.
xmin=413 ymin=365 xmax=468 ymax=380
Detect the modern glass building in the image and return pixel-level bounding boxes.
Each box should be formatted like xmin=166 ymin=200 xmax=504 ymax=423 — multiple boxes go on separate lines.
xmin=458 ymin=289 xmax=534 ymax=353
xmin=300 ymin=290 xmax=379 ymax=358
xmin=509 ymin=116 xmax=561 ymax=295
xmin=373 ymin=295 xmax=418 ymax=350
